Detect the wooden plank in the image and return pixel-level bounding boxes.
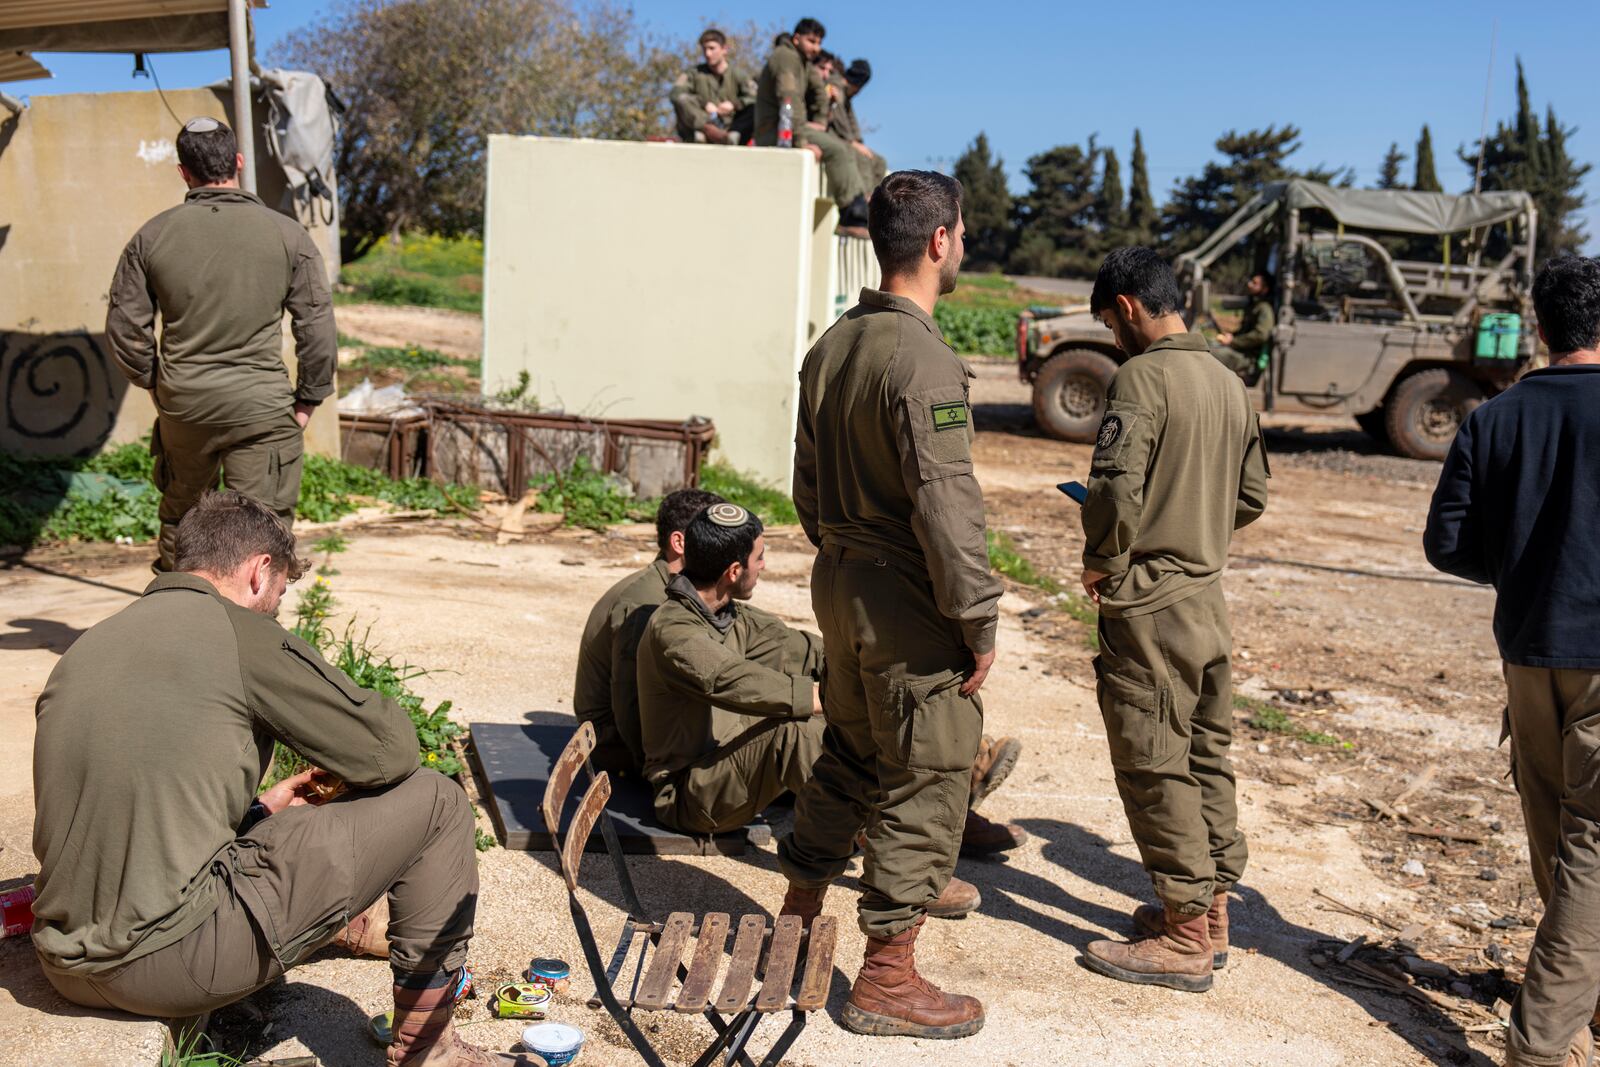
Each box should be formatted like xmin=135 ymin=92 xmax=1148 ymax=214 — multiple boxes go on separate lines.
xmin=714 ymin=915 xmax=767 ymax=1013
xmin=794 ymin=916 xmax=836 ymax=1012
xmin=560 ymin=772 xmax=610 ymax=891
xmin=634 ymin=913 xmax=694 ymax=1011
xmin=541 ymin=720 xmax=595 ymax=833
xmin=675 ymin=913 xmax=729 ymax=1014
xmin=755 ymin=915 xmax=802 ymax=1013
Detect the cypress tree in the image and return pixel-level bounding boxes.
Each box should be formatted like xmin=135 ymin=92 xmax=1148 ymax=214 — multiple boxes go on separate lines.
xmin=1127 ymin=128 xmax=1156 ymax=239
xmin=1098 ymin=146 xmax=1126 ymax=234
xmin=1376 ymin=142 xmax=1407 ymax=190
xmin=1414 ymin=125 xmax=1442 ymax=192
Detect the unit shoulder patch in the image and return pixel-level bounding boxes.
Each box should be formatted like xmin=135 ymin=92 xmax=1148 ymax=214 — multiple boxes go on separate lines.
xmin=930 ymin=400 xmax=968 ymax=432
xmin=1095 ymin=414 xmax=1123 ymax=451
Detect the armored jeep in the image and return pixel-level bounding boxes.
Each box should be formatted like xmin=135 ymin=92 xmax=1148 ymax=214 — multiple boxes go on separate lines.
xmin=1017 ymin=180 xmax=1538 ymax=460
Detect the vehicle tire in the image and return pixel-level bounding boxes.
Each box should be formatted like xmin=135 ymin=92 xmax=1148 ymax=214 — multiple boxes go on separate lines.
xmin=1354 ymin=407 xmax=1388 ymax=445
xmin=1032 ymin=348 xmax=1119 ymax=443
xmin=1385 ymin=368 xmax=1485 ymax=461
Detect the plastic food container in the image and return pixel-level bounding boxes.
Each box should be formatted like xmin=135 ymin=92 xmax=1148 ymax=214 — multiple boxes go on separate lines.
xmin=525 ymin=957 xmax=572 ymax=995
xmin=521 ymin=1022 xmax=584 ymax=1065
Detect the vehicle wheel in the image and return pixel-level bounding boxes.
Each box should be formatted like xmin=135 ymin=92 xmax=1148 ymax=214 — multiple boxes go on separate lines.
xmin=1385 ymin=368 xmax=1485 ymax=461
xmin=1032 ymin=348 xmax=1119 ymax=443
xmin=1354 ymin=407 xmax=1388 ymax=444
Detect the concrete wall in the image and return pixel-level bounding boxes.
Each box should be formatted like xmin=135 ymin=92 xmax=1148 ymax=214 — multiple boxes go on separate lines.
xmin=483 ymin=135 xmax=850 ymax=489
xmin=0 ymin=88 xmax=340 ymax=460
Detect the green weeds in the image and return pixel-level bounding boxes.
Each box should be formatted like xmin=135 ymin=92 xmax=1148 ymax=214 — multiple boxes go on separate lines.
xmin=1235 ymin=694 xmax=1350 ymax=748
xmin=530 ymin=455 xmax=648 ymax=530
xmin=987 ymin=529 xmax=1099 ymax=649
xmin=339 ymin=234 xmax=483 ymax=313
xmin=296 ymin=454 xmax=481 ymax=524
xmin=699 ymin=462 xmax=799 ymax=525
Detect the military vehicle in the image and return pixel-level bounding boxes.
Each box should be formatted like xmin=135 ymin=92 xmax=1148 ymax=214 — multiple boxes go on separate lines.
xmin=1017 ymin=180 xmax=1538 ymax=460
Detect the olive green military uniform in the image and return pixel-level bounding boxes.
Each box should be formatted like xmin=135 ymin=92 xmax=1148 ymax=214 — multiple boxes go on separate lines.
xmin=573 ymin=558 xmax=672 ymax=775
xmin=826 ymin=73 xmax=888 ymax=191
xmin=669 ymin=61 xmax=756 ymax=143
xmin=1211 ymin=297 xmax=1275 ymax=379
xmin=753 ymin=36 xmax=868 ymax=210
xmin=106 ymin=187 xmax=338 ymax=570
xmin=32 ymin=574 xmax=476 ymax=1017
xmin=637 ymin=574 xmax=825 ymax=834
xmin=779 ymin=289 xmax=1003 ymax=939
xmin=1082 ymin=331 xmax=1269 ymax=917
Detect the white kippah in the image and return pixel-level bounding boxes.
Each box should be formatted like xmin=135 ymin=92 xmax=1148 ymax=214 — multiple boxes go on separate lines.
xmin=706 ymin=503 xmax=749 ymax=528
xmin=182 ymin=117 xmax=221 ymax=133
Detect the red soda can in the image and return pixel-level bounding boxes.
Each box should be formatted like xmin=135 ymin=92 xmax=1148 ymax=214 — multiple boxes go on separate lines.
xmin=1 ymin=884 xmax=36 ymax=937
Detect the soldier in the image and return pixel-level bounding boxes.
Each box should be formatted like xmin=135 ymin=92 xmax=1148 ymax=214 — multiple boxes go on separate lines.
xmin=573 ymin=487 xmax=723 ymax=776
xmin=106 ymin=118 xmax=336 ymax=573
xmin=1077 ymin=247 xmax=1269 ymax=993
xmin=1211 ymin=271 xmax=1275 ymax=384
xmin=637 ymin=505 xmax=1020 ymax=886
xmin=669 ymin=28 xmax=756 ymax=145
xmin=829 ymin=59 xmax=889 ymax=192
xmin=776 ymin=170 xmax=1012 ymax=1039
xmin=805 ymin=51 xmax=839 ymax=129
xmin=753 ymin=18 xmax=870 ymax=227
xmin=1424 ymin=255 xmax=1600 ymax=1067
xmin=31 ymin=491 xmax=534 ymax=1067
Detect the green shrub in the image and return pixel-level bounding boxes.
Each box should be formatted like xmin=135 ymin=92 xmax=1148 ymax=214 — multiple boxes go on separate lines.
xmin=530 ymin=456 xmax=647 ymax=530
xmin=340 ymin=234 xmax=483 ymax=313
xmin=297 ymin=454 xmax=480 ymax=523
xmin=935 ymin=305 xmax=1018 ymax=355
xmin=699 ymin=462 xmax=799 ymax=525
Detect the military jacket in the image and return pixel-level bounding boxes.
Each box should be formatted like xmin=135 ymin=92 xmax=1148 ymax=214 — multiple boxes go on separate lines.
xmin=827 ymin=74 xmax=861 ymax=142
xmin=1082 ymin=331 xmax=1270 ymax=617
xmin=636 ymin=576 xmax=822 ymax=785
xmin=794 ymin=288 xmax=1004 ymax=654
xmin=572 ymin=558 xmax=671 ymax=773
xmin=754 ymin=35 xmax=807 ymax=145
xmin=1230 ymin=297 xmax=1276 ymax=355
xmin=106 ymin=187 xmax=337 ymax=426
xmin=669 ymin=62 xmax=756 ymax=131
xmin=31 ymin=574 xmax=419 ymax=975
xmin=804 ymin=64 xmax=835 ymax=125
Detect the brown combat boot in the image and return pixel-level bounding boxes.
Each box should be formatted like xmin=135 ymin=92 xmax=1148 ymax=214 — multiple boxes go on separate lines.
xmin=1134 ymin=890 xmax=1229 ymax=968
xmin=1083 ymin=906 xmax=1213 ymax=993
xmin=969 ymin=735 xmax=1022 ymax=807
xmin=924 ymin=875 xmax=980 ymax=920
xmin=1566 ymin=1025 xmax=1595 ymax=1067
xmin=332 ymin=895 xmax=390 ymax=958
xmin=779 ymin=883 xmax=828 ymax=927
xmin=387 ymin=976 xmax=546 ymax=1066
xmin=960 ymin=809 xmax=1028 ymax=856
xmin=702 ymin=123 xmax=731 ymax=145
xmin=841 ymin=917 xmax=985 ymax=1039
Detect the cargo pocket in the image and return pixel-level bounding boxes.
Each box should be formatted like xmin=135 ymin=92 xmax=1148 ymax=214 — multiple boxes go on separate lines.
xmin=270 ymin=429 xmax=305 ymax=516
xmin=903 ymin=673 xmax=982 ymax=773
xmin=228 ymin=825 xmax=350 ymax=970
xmin=1095 ymin=656 xmax=1167 ymax=770
xmin=150 ymin=422 xmax=171 ymax=492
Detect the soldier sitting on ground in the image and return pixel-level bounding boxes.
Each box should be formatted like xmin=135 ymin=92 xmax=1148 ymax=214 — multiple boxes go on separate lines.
xmin=1210 ymin=271 xmax=1275 ymax=385
xmin=30 ymin=491 xmax=538 ymax=1067
xmin=573 ymin=487 xmax=723 ymax=777
xmin=636 ymin=504 xmax=1024 ymax=879
xmin=669 ymin=28 xmax=756 ymax=145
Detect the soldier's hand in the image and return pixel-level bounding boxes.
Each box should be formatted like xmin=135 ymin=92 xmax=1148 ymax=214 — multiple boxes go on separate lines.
xmin=961 ymin=649 xmax=995 ymax=697
xmin=811 ymin=684 xmax=824 ymax=718
xmin=804 ymin=144 xmax=823 ymax=162
xmin=293 ymin=401 xmax=316 ymax=429
xmin=717 ymin=101 xmax=735 ymax=116
xmin=257 ymin=767 xmax=318 ymax=815
xmin=705 ymin=101 xmax=720 ymax=115
xmin=1216 ymin=331 xmax=1233 ymax=345
xmin=1081 ymin=569 xmax=1108 ymax=605
xmin=804 ymin=121 xmax=825 ymax=130
xmin=852 ymin=141 xmax=873 ymax=157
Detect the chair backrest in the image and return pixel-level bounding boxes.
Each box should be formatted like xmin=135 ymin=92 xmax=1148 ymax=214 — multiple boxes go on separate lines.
xmin=542 ymin=721 xmax=615 ymax=891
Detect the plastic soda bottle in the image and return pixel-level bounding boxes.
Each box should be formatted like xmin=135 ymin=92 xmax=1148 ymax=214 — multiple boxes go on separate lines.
xmin=778 ymin=98 xmax=793 ymax=147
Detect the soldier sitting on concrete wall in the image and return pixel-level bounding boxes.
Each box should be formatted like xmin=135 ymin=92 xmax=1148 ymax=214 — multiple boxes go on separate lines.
xmin=105 ymin=118 xmax=337 ymax=574
xmin=31 ymin=491 xmax=537 ymax=1067
xmin=636 ymin=504 xmax=1025 ymax=868
xmin=573 ymin=486 xmax=723 ymax=777
xmin=830 ymin=58 xmax=889 ymax=194
xmin=669 ymin=28 xmax=756 ymax=145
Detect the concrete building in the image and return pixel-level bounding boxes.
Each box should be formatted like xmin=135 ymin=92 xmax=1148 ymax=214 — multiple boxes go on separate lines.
xmin=482 ymin=136 xmax=878 ymax=490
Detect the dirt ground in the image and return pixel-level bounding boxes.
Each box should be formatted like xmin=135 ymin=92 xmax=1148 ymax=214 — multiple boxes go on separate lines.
xmin=0 ymin=361 xmax=1530 ymax=1066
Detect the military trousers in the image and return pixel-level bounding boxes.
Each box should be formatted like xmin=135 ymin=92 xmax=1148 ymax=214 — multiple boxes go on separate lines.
xmin=779 ymin=544 xmax=983 ymax=938
xmin=796 ymin=127 xmax=870 ymax=210
xmin=1502 ymin=664 xmax=1600 ymax=1067
xmin=853 ymin=145 xmax=888 ymax=192
xmin=1209 ymin=344 xmax=1256 ymax=379
xmin=1096 ymin=581 xmax=1247 ymax=916
xmin=40 ymin=769 xmax=476 ymax=1019
xmin=153 ymin=409 xmax=304 ymax=570
xmin=657 ymin=716 xmax=827 ymax=835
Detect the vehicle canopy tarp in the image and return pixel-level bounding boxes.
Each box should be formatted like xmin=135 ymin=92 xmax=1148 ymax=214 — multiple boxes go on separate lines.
xmin=1277 ymin=180 xmax=1532 ymax=236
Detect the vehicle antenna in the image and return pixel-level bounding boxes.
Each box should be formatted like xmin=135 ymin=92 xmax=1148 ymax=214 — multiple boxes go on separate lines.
xmin=1473 ymin=19 xmax=1498 ymax=195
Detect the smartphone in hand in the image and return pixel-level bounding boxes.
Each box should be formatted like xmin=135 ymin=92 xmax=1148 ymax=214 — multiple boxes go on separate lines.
xmin=1057 ymin=481 xmax=1088 ymax=505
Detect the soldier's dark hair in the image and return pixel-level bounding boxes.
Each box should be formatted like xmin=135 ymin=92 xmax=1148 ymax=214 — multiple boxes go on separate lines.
xmin=1532 ymin=255 xmax=1600 ymax=354
xmin=815 ymin=50 xmax=838 ymax=68
xmin=1090 ymin=246 xmax=1184 ymax=318
xmin=793 ymin=18 xmax=825 ymax=39
xmin=683 ymin=507 xmax=764 ymax=585
xmin=1251 ymin=270 xmax=1275 ymax=294
xmin=698 ymin=28 xmax=726 ymax=47
xmin=173 ymin=490 xmax=308 ymax=580
xmin=868 ymin=170 xmax=963 ymax=278
xmin=655 ymin=487 xmax=725 ymax=552
xmin=176 ymin=119 xmax=239 ymax=184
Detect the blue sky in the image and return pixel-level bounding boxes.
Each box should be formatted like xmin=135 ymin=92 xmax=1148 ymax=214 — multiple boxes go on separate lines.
xmin=13 ymin=0 xmax=1597 ymax=252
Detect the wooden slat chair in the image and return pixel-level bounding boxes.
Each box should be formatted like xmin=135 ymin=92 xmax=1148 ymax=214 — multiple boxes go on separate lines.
xmin=543 ymin=722 xmax=836 ymax=1067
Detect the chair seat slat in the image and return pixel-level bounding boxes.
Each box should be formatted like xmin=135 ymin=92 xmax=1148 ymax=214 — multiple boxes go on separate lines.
xmin=714 ymin=915 xmax=767 ymax=1012
xmin=755 ymin=915 xmax=803 ymax=1012
xmin=794 ymin=916 xmax=837 ymax=1012
xmin=634 ymin=912 xmax=694 ymax=1010
xmin=675 ymin=913 xmax=730 ymax=1013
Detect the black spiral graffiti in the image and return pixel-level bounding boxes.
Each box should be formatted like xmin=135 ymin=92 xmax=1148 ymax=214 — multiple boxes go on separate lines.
xmin=1 ymin=331 xmax=117 ymax=451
